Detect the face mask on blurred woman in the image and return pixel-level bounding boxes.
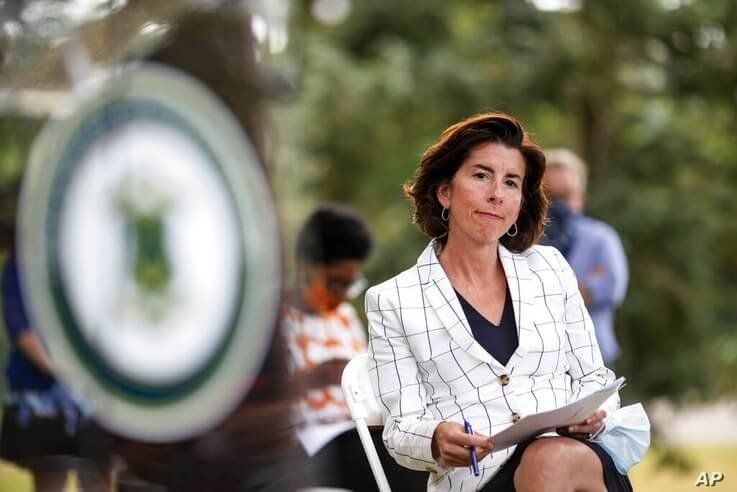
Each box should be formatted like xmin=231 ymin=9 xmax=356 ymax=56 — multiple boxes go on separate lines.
xmin=541 ymin=200 xmax=576 ymax=257
xmin=300 ymin=260 xmax=366 ymax=314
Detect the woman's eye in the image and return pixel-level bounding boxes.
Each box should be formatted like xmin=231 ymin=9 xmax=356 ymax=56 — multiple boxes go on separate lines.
xmin=473 ymin=172 xmax=489 ymax=179
xmin=505 ymin=179 xmax=519 ymax=187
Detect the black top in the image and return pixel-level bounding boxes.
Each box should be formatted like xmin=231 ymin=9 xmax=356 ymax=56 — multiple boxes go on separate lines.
xmin=456 ymin=288 xmax=518 ymax=366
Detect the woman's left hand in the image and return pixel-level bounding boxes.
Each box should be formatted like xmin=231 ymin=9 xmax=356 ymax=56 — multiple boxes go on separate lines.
xmin=556 ymin=409 xmax=606 ymax=439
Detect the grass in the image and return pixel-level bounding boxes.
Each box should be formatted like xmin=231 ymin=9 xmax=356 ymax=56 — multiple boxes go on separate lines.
xmin=0 ymin=459 xmax=33 ymax=492
xmin=630 ymin=446 xmax=737 ymax=491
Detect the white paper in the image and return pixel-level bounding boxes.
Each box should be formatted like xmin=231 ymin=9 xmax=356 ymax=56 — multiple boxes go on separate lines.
xmin=297 ymin=420 xmax=356 ymax=456
xmin=492 ymin=377 xmax=626 ymax=451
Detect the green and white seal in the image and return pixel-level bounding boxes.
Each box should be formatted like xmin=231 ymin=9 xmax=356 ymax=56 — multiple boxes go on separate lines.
xmin=19 ymin=63 xmax=281 ymax=442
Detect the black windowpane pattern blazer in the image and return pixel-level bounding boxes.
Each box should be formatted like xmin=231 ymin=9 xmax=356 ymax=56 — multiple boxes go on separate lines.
xmin=366 ymin=241 xmax=619 ymax=491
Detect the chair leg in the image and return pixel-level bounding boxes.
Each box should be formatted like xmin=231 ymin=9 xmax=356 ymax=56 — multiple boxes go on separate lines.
xmin=355 ymin=420 xmax=391 ymax=492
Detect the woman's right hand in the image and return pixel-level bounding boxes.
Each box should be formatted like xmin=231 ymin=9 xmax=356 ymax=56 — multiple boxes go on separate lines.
xmin=431 ymin=421 xmax=494 ymax=467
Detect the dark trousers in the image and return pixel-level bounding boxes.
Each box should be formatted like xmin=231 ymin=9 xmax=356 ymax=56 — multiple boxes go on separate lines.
xmin=301 ymin=428 xmax=427 ymax=492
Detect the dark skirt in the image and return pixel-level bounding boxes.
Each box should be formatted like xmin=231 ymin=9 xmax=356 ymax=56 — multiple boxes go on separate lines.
xmin=0 ymin=404 xmax=80 ymax=461
xmin=481 ymin=437 xmax=633 ymax=492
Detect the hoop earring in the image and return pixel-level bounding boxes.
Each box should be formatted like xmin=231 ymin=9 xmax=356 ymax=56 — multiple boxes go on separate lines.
xmin=507 ymin=223 xmax=518 ymax=237
xmin=441 ymin=207 xmax=449 ymax=222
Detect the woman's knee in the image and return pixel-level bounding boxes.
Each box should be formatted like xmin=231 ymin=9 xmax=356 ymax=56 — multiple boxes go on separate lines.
xmin=513 ymin=437 xmax=601 ymax=488
xmin=517 ymin=438 xmax=574 ymax=476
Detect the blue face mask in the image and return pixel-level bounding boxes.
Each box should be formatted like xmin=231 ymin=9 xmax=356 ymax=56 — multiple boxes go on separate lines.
xmin=541 ymin=200 xmax=576 ymax=257
xmin=593 ymin=403 xmax=651 ymax=474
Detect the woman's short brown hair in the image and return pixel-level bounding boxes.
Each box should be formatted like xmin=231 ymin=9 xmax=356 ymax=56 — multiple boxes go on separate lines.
xmin=404 ymin=112 xmax=547 ymax=253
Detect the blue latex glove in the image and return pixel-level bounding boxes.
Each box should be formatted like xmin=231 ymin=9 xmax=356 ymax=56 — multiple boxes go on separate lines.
xmin=9 ymin=384 xmax=82 ymax=435
xmin=50 ymin=383 xmax=82 ymax=435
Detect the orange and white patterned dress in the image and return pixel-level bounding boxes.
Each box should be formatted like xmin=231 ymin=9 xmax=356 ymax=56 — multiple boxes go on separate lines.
xmin=283 ymin=302 xmax=367 ymax=456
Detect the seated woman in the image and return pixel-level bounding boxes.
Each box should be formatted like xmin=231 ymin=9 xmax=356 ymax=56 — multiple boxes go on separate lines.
xmin=284 ymin=203 xmax=426 ymax=491
xmin=365 ymin=113 xmax=632 ymax=491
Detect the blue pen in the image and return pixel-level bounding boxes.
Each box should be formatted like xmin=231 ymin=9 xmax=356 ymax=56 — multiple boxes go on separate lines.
xmin=463 ymin=419 xmax=480 ymax=477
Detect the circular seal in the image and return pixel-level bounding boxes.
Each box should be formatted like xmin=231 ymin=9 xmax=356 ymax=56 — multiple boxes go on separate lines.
xmin=19 ymin=63 xmax=281 ymax=442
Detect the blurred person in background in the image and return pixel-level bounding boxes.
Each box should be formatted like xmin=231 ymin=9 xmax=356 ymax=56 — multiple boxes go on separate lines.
xmin=284 ymin=203 xmax=426 ymax=491
xmin=0 ymin=223 xmax=86 ymax=463
xmin=367 ymin=113 xmax=632 ymax=491
xmin=541 ymin=148 xmax=628 ymax=365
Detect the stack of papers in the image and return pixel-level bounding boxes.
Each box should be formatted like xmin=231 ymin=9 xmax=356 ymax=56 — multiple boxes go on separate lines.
xmin=492 ymin=377 xmax=626 ymax=451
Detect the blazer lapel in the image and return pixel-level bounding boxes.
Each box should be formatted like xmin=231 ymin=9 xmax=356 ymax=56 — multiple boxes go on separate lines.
xmin=418 ymin=242 xmax=501 ymax=368
xmin=499 ymin=245 xmax=537 ymax=373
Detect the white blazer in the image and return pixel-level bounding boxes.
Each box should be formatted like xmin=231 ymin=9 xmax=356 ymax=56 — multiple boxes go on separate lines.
xmin=366 ymin=241 xmax=619 ymax=491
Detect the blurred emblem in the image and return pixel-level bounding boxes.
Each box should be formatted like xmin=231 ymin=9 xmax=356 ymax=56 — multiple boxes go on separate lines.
xmin=19 ymin=64 xmax=281 ymax=441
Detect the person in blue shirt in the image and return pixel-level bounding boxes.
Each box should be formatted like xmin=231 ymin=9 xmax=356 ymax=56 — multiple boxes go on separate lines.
xmin=1 ymin=238 xmax=83 ymax=462
xmin=541 ymin=148 xmax=629 ymax=364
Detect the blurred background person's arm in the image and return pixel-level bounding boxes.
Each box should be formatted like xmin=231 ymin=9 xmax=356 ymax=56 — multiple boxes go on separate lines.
xmin=1 ymin=251 xmax=56 ymax=387
xmin=13 ymin=331 xmax=53 ymax=375
xmin=577 ymin=226 xmax=628 ymax=312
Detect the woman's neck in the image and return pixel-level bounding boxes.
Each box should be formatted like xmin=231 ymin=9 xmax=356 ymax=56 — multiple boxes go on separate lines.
xmin=438 ymin=235 xmax=502 ymax=291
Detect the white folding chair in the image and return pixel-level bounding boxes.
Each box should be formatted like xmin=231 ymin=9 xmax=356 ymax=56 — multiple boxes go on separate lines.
xmin=341 ymin=353 xmax=392 ymax=492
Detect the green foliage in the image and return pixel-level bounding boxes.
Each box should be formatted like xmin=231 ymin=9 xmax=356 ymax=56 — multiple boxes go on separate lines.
xmin=0 ymin=116 xmax=39 ymax=187
xmin=273 ymin=0 xmax=737 ymax=402
xmin=0 ymin=116 xmax=41 ymax=229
